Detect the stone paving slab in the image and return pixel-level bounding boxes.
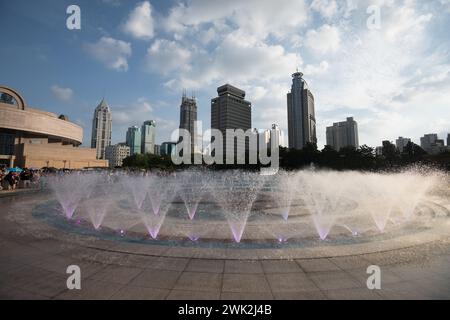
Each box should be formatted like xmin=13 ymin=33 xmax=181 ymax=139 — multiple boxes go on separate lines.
xmin=261 ymin=260 xmax=303 ymax=273
xmin=130 ymin=269 xmax=181 ymax=289
xmin=222 ymin=274 xmax=271 ymax=293
xmin=266 ymin=273 xmax=319 ymax=292
xmin=1 ymin=194 xmax=450 ymax=300
xmin=174 ymin=272 xmax=222 ymax=292
xmin=296 ymin=258 xmax=341 ymax=272
xmin=224 ymin=260 xmax=264 ymax=274
xmin=110 ymin=286 xmax=169 ymax=300
xmin=167 ymin=290 xmax=221 ymax=300
xmin=185 ymin=259 xmax=225 ymax=273
xmin=308 ymin=271 xmax=363 ymax=291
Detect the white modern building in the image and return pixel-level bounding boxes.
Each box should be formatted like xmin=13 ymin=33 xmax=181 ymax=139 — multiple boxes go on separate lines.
xmin=91 ymin=99 xmax=112 ymax=159
xmin=105 ymin=143 xmax=130 ymax=168
xmin=326 ymin=117 xmax=359 ymax=151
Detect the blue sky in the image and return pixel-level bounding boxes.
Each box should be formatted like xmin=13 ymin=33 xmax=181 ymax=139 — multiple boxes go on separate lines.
xmin=1 ymin=0 xmax=449 ymax=148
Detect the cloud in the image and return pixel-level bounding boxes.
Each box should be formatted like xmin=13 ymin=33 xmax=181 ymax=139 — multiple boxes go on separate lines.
xmin=305 ymin=24 xmax=341 ymax=54
xmin=163 ymin=0 xmax=309 ymax=40
xmin=145 ymin=39 xmax=191 ymax=75
xmin=85 ymin=37 xmax=132 ymax=71
xmin=122 ymin=1 xmax=155 ymax=40
xmin=111 ymin=98 xmax=177 ymax=144
xmin=304 ymin=61 xmax=330 ymax=76
xmin=50 ymin=85 xmax=73 ymax=102
xmin=159 ymin=31 xmax=302 ymax=91
xmin=310 ymin=0 xmax=338 ymax=18
xmin=125 ymin=0 xmax=449 ymax=148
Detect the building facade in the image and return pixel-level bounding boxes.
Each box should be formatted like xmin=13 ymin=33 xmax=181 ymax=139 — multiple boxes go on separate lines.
xmin=141 ymin=120 xmax=156 ymax=154
xmin=420 ymin=134 xmax=446 ymax=155
xmin=126 ymin=126 xmax=141 ymax=155
xmin=287 ymin=71 xmax=317 ymax=150
xmin=211 ymin=84 xmax=252 ymax=158
xmin=160 ymin=142 xmax=176 ymax=156
xmin=0 ymin=85 xmax=107 ymax=169
xmin=105 ymin=143 xmax=130 ymax=168
xmin=447 ymin=134 xmax=450 ymax=147
xmin=396 ymin=137 xmax=411 ymax=153
xmin=179 ymin=93 xmax=198 ymax=154
xmin=326 ymin=117 xmax=359 ymax=151
xmin=91 ymin=99 xmax=112 ymax=159
xmin=154 ymin=144 xmax=161 ymax=156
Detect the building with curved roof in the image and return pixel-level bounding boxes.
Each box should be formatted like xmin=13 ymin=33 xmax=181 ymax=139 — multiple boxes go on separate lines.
xmin=0 ymin=85 xmax=108 ymax=169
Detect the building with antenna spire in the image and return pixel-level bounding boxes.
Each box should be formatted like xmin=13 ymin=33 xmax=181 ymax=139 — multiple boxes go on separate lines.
xmin=179 ymin=90 xmax=198 ymax=154
xmin=287 ymin=71 xmax=316 ymax=150
xmin=91 ymin=98 xmax=112 ymax=159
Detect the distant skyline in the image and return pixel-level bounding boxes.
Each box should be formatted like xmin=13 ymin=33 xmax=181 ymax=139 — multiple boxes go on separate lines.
xmin=1 ymin=0 xmax=449 ymax=148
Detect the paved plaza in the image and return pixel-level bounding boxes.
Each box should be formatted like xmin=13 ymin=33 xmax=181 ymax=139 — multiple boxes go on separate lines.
xmin=1 ymin=192 xmax=450 ymax=300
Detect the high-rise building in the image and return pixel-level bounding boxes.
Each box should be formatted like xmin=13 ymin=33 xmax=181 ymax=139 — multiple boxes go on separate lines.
xmin=396 ymin=137 xmax=411 ymax=153
xmin=420 ymin=134 xmax=445 ymax=155
xmin=91 ymin=99 xmax=112 ymax=159
xmin=126 ymin=126 xmax=141 ymax=155
xmin=375 ymin=146 xmax=383 ymax=156
xmin=326 ymin=117 xmax=359 ymax=151
xmin=105 ymin=143 xmax=130 ymax=168
xmin=179 ymin=92 xmax=198 ymax=154
xmin=160 ymin=141 xmax=176 ymax=156
xmin=141 ymin=120 xmax=156 ymax=154
xmin=154 ymin=144 xmax=161 ymax=156
xmin=287 ymin=71 xmax=316 ymax=150
xmin=261 ymin=124 xmax=283 ymax=150
xmin=447 ymin=134 xmax=450 ymax=147
xmin=211 ymin=84 xmax=251 ymax=157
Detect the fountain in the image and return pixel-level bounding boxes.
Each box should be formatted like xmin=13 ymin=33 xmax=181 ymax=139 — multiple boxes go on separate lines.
xmin=211 ymin=171 xmax=265 ymax=243
xmin=47 ymin=172 xmax=99 ymax=219
xmin=42 ymin=168 xmax=448 ymax=248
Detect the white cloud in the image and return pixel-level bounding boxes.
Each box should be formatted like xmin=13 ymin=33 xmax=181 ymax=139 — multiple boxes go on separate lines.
xmin=311 ymin=0 xmax=338 ymax=18
xmin=122 ymin=1 xmax=155 ymax=40
xmin=85 ymin=37 xmax=132 ymax=72
xmin=145 ymin=39 xmax=191 ymax=75
xmin=304 ymin=61 xmax=330 ymax=76
xmin=135 ymin=0 xmax=449 ymax=148
xmin=50 ymin=85 xmax=73 ymax=102
xmin=163 ymin=0 xmax=309 ymax=41
xmin=112 ymin=98 xmax=177 ymax=144
xmin=305 ymin=24 xmax=341 ymax=54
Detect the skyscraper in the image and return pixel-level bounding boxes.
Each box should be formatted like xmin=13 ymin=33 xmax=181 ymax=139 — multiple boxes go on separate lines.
xmin=141 ymin=120 xmax=156 ymax=154
xmin=447 ymin=134 xmax=450 ymax=147
xmin=91 ymin=98 xmax=112 ymax=159
xmin=211 ymin=84 xmax=251 ymax=157
xmin=420 ymin=134 xmax=445 ymax=155
xmin=287 ymin=71 xmax=316 ymax=150
xmin=179 ymin=92 xmax=198 ymax=154
xmin=395 ymin=137 xmax=411 ymax=153
xmin=326 ymin=117 xmax=359 ymax=151
xmin=126 ymin=126 xmax=141 ymax=155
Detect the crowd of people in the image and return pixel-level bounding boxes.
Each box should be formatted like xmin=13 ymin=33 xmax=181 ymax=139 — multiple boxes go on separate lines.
xmin=0 ymin=168 xmax=41 ymax=191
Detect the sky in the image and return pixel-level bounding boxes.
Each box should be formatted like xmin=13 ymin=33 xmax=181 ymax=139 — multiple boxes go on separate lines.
xmin=1 ymin=0 xmax=449 ymax=148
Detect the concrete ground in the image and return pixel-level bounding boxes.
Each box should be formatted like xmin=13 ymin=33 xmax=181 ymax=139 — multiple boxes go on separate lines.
xmin=1 ymin=192 xmax=450 ymax=300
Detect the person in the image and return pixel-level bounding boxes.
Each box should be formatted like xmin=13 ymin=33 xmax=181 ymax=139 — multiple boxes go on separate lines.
xmin=5 ymin=171 xmax=16 ymax=190
xmin=0 ymin=168 xmax=5 ymax=191
xmin=20 ymin=168 xmax=32 ymax=188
